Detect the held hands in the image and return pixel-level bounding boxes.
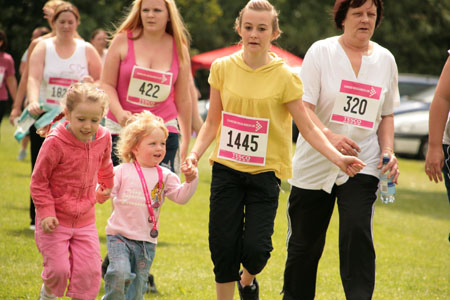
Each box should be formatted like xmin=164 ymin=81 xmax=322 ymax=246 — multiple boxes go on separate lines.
xmin=41 ymin=217 xmax=59 ymax=233
xmin=338 ymin=155 xmax=366 ymax=177
xmin=96 ymin=184 xmax=112 ymax=204
xmin=377 ymin=151 xmax=400 ymax=184
xmin=424 ymin=144 xmax=444 ymax=183
xmin=181 ymin=152 xmax=199 ymax=183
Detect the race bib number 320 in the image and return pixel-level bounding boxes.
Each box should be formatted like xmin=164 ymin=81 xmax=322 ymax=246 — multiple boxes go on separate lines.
xmin=330 ymin=80 xmax=382 ymax=129
xmin=218 ymin=112 xmax=269 ymax=166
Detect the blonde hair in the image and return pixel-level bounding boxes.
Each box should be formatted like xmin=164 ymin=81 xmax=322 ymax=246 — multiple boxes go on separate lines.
xmin=235 ymin=0 xmax=282 ymax=38
xmin=116 ymin=111 xmax=169 ymax=163
xmin=43 ymin=0 xmax=65 ymax=11
xmin=113 ymin=0 xmax=191 ymax=64
xmin=37 ymin=82 xmax=109 ymax=137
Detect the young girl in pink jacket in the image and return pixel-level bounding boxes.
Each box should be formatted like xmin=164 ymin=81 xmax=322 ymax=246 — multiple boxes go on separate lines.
xmin=30 ymin=82 xmax=114 ymax=300
xmin=102 ymin=111 xmax=198 ymax=299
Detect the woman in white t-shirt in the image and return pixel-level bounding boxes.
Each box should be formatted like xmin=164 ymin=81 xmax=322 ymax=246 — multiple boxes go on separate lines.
xmin=283 ymin=1 xmax=400 ymax=299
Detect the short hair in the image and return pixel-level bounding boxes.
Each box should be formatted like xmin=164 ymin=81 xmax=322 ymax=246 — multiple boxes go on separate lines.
xmin=0 ymin=29 xmax=8 ymax=51
xmin=116 ymin=111 xmax=169 ymax=163
xmin=114 ymin=0 xmax=191 ymax=64
xmin=333 ymin=0 xmax=383 ymax=30
xmin=51 ymin=2 xmax=80 ymax=25
xmin=235 ymin=0 xmax=282 ymax=39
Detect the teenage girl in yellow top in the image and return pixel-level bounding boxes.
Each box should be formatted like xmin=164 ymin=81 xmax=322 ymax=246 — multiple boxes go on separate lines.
xmin=183 ymin=1 xmax=365 ymax=299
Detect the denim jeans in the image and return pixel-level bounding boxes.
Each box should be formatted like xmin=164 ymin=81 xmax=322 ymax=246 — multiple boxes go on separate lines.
xmin=103 ymin=235 xmax=156 ymax=300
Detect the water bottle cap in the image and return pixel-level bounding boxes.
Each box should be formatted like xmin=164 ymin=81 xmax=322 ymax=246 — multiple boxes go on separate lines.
xmin=382 ymin=153 xmax=390 ymax=164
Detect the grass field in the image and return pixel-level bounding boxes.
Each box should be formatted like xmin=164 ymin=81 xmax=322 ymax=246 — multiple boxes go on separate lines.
xmin=0 ymin=117 xmax=449 ymax=299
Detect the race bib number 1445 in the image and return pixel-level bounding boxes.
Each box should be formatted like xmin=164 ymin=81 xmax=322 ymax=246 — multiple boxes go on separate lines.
xmin=218 ymin=112 xmax=269 ymax=166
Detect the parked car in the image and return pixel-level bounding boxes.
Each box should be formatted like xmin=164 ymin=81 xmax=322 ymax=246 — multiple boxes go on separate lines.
xmin=394 ymin=85 xmax=436 ymax=158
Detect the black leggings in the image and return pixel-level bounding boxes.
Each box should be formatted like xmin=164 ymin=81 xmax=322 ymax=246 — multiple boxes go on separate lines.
xmin=29 ymin=125 xmax=45 ymax=225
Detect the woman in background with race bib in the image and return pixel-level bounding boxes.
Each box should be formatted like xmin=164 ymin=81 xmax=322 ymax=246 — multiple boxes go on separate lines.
xmin=183 ymin=1 xmax=364 ymax=299
xmin=101 ymin=0 xmax=192 ymax=170
xmin=25 ymin=2 xmax=102 ymax=231
xmin=283 ymin=1 xmax=400 ymax=299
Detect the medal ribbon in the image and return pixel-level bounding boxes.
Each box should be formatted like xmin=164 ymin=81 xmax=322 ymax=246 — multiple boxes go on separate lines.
xmin=134 ymin=160 xmax=163 ymax=237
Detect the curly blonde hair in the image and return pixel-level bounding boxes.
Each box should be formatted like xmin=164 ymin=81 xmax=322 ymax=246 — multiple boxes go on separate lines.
xmin=116 ymin=111 xmax=169 ymax=163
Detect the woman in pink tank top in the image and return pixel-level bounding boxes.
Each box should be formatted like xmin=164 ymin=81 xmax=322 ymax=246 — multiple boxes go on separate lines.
xmin=101 ymin=0 xmax=193 ymax=170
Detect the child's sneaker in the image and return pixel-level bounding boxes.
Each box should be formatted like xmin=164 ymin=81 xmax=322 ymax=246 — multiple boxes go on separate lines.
xmin=40 ymin=284 xmax=56 ymax=300
xmin=237 ymin=274 xmax=260 ymax=300
xmin=17 ymin=149 xmax=27 ymax=161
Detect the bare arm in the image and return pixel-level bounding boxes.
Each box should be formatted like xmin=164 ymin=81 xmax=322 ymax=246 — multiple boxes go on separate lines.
xmin=288 ymin=99 xmax=365 ymax=176
xmin=85 ymin=43 xmax=102 ymax=82
xmin=425 ymin=56 xmax=450 ymax=182
xmin=174 ymin=45 xmax=192 ymax=161
xmin=5 ymin=75 xmax=17 ymax=104
xmin=100 ymin=33 xmax=131 ymax=126
xmin=27 ymin=41 xmax=46 ymax=116
xmin=184 ymin=86 xmax=222 ymax=168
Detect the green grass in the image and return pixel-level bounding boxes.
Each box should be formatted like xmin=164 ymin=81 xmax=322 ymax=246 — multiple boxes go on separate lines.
xmin=1 ymin=117 xmax=449 ymax=299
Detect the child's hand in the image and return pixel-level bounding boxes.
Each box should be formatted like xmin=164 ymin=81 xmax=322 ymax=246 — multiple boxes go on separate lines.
xmin=181 ymin=163 xmax=198 ymax=183
xmin=96 ymin=184 xmax=112 ymax=204
xmin=339 ymin=155 xmax=366 ymax=177
xmin=41 ymin=217 xmax=59 ymax=233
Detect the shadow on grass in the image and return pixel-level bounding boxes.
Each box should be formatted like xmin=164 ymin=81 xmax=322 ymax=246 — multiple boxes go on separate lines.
xmin=7 ymin=228 xmax=35 ymax=238
xmin=379 ymin=187 xmax=449 ymax=221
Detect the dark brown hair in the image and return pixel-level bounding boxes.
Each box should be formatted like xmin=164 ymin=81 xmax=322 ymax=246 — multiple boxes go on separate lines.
xmin=333 ymin=0 xmax=383 ymax=30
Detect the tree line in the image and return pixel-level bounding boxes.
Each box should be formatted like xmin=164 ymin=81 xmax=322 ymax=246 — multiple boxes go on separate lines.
xmin=1 ymin=0 xmax=449 ymax=81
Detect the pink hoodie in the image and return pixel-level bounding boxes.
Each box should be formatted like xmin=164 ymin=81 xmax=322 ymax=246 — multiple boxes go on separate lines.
xmin=31 ymin=121 xmax=114 ymax=228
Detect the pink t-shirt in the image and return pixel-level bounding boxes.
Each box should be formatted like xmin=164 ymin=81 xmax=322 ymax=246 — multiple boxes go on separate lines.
xmin=106 ymin=163 xmax=198 ymax=244
xmin=106 ymin=31 xmax=179 ymax=132
xmin=0 ymin=52 xmax=15 ymax=101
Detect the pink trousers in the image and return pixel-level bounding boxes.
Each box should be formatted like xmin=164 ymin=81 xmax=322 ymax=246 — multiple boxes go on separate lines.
xmin=35 ymin=219 xmax=102 ymax=299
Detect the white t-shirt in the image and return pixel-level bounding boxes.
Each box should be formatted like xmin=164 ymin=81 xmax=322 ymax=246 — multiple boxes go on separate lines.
xmin=289 ymin=36 xmax=400 ymax=193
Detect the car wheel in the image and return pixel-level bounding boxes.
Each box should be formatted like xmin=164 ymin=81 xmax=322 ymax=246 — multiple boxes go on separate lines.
xmin=418 ymin=137 xmax=428 ymax=159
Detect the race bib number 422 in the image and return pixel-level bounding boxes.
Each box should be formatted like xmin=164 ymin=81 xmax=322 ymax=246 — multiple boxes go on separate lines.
xmin=218 ymin=112 xmax=269 ymax=166
xmin=127 ymin=66 xmax=172 ymax=107
xmin=330 ymin=80 xmax=382 ymax=129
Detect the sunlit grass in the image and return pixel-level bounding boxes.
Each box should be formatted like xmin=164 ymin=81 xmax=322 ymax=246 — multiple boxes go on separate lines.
xmin=0 ymin=117 xmax=449 ymax=299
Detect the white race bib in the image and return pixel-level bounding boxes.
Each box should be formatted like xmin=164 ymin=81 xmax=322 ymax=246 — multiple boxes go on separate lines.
xmin=127 ymin=66 xmax=173 ymax=107
xmin=330 ymin=80 xmax=382 ymax=130
xmin=218 ymin=112 xmax=270 ymax=166
xmin=45 ymin=77 xmax=78 ymax=105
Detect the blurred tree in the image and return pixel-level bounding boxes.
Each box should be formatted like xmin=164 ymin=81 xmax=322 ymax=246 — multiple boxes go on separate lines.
xmin=1 ymin=0 xmax=449 ymax=79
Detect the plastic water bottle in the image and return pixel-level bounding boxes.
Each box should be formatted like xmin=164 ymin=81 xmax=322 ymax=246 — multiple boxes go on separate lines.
xmin=380 ymin=153 xmax=395 ymax=203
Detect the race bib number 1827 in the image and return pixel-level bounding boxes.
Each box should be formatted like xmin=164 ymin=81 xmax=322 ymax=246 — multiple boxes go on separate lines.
xmin=218 ymin=112 xmax=269 ymax=166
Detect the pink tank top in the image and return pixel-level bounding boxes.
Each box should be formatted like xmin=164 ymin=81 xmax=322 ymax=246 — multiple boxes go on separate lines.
xmin=106 ymin=31 xmax=179 ymax=132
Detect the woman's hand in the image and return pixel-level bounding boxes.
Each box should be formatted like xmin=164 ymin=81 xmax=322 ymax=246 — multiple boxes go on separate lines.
xmin=338 ymin=155 xmax=366 ymax=177
xmin=9 ymin=107 xmax=22 ymax=125
xmin=425 ymin=144 xmax=444 ymax=183
xmin=27 ymin=101 xmax=44 ymax=116
xmin=377 ymin=152 xmax=400 ymax=184
xmin=327 ymin=130 xmax=361 ymax=157
xmin=41 ymin=217 xmax=59 ymax=233
xmin=117 ymin=110 xmax=132 ymax=127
